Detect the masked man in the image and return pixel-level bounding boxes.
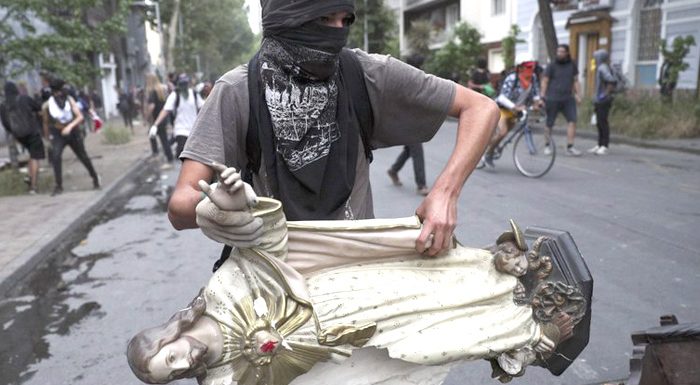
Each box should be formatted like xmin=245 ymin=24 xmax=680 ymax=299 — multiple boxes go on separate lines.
xmin=167 ymin=0 xmax=499 ymax=258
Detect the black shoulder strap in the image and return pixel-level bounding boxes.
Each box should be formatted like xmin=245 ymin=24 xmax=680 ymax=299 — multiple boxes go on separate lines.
xmin=244 ymin=54 xmax=262 ymax=185
xmin=339 ymin=48 xmax=374 ymax=162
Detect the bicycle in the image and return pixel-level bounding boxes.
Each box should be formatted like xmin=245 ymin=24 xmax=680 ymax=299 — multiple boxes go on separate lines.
xmin=477 ymin=108 xmax=556 ymax=178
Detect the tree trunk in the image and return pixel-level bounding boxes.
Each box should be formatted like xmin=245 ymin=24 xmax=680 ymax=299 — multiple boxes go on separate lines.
xmin=537 ymin=0 xmax=558 ymax=63
xmin=166 ymin=0 xmax=180 ymax=72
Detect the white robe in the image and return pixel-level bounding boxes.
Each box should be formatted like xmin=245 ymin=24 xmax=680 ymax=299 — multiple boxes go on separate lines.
xmin=201 ymin=199 xmax=539 ymax=385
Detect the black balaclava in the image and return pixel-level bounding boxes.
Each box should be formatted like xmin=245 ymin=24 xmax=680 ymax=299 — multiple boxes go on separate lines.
xmin=251 ymin=0 xmax=361 ymax=221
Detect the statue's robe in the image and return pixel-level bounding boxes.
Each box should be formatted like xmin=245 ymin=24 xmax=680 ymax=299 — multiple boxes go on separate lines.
xmin=200 ymin=198 xmax=540 ymax=385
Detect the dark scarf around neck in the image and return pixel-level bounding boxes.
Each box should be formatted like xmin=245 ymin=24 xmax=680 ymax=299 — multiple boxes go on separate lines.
xmin=249 ymin=38 xmax=359 ymax=221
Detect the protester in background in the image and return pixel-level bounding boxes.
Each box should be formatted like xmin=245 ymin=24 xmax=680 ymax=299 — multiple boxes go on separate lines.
xmin=151 ymin=73 xmax=201 ymax=159
xmin=591 ymin=49 xmax=616 ymax=155
xmin=480 ymin=54 xmax=542 ymax=168
xmin=386 ymin=54 xmax=431 ymax=196
xmin=43 ymin=79 xmax=100 ymax=196
xmin=116 ymin=86 xmax=134 ymax=132
xmin=0 ymin=81 xmax=45 ymax=194
xmin=145 ymin=74 xmax=174 ymax=164
xmin=541 ymin=44 xmax=582 ymax=156
xmin=90 ymin=88 xmax=103 ymax=118
xmin=468 ymin=58 xmax=495 ymax=97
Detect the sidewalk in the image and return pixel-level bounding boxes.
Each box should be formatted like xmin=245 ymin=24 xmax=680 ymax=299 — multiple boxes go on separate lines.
xmin=562 ymin=126 xmax=700 ymax=156
xmin=0 ymin=120 xmax=160 ymax=296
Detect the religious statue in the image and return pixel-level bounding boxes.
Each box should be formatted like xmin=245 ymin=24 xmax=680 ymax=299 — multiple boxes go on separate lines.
xmin=127 ymin=166 xmax=590 ymax=385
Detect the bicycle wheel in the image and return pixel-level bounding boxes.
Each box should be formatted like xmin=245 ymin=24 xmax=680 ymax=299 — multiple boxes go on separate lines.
xmin=512 ymin=124 xmax=555 ymax=178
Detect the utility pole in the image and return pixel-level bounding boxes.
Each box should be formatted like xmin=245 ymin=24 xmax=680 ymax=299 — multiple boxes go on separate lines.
xmin=537 ymin=0 xmax=558 ymax=63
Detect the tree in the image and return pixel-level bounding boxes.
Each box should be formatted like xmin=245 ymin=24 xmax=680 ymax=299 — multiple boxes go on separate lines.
xmin=157 ymin=0 xmax=256 ymax=78
xmin=658 ymin=35 xmax=696 ymax=101
xmin=424 ymin=22 xmax=482 ymax=84
xmin=0 ymin=0 xmax=129 ymax=86
xmin=348 ymin=0 xmax=398 ymax=56
xmin=537 ymin=0 xmax=558 ymax=62
xmin=501 ymin=25 xmax=524 ymax=70
xmin=406 ymin=20 xmax=431 ymax=58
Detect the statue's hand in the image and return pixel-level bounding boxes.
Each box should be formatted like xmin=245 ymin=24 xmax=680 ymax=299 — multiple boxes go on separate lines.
xmin=195 ymin=163 xmax=263 ymax=248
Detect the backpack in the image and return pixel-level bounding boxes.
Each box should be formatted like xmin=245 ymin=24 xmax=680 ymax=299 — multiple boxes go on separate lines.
xmin=172 ymin=89 xmax=201 ymax=122
xmin=610 ymin=63 xmax=628 ymax=94
xmin=4 ymin=99 xmax=37 ymax=138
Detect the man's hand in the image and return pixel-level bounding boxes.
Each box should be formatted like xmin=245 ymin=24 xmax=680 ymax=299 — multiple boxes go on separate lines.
xmin=195 ymin=163 xmax=263 ymax=248
xmin=148 ymin=125 xmax=158 ymax=138
xmin=514 ymin=104 xmax=526 ymax=112
xmin=415 ymin=189 xmax=456 ymax=257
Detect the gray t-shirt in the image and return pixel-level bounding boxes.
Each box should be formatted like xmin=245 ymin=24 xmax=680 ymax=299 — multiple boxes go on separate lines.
xmin=543 ymin=61 xmax=578 ymax=101
xmin=182 ymin=49 xmax=456 ymax=220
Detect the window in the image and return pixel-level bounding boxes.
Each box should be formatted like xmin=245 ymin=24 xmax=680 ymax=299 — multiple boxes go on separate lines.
xmin=492 ymin=0 xmax=505 ymax=16
xmin=637 ymin=7 xmax=661 ymax=61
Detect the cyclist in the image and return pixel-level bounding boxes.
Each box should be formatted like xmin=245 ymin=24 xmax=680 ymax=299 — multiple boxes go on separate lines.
xmin=480 ymin=54 xmax=543 ymax=168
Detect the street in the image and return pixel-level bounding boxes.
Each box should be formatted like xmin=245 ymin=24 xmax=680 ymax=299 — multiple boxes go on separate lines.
xmin=1 ymin=120 xmax=699 ymax=385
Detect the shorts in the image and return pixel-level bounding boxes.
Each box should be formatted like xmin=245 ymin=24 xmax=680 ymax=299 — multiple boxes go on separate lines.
xmin=545 ymin=97 xmax=577 ymax=127
xmin=499 ymin=108 xmax=517 ymax=125
xmin=16 ymin=132 xmax=46 ymax=160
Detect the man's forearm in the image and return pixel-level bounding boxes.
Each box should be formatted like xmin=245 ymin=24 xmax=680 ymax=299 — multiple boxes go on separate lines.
xmin=168 ymin=159 xmax=215 ymax=230
xmin=540 ymin=77 xmax=549 ymax=98
xmin=440 ymin=86 xmax=500 ymax=195
xmin=153 ymin=108 xmax=170 ymax=127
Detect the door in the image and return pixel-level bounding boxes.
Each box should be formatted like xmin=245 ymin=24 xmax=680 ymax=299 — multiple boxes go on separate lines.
xmin=585 ymin=33 xmax=599 ymax=98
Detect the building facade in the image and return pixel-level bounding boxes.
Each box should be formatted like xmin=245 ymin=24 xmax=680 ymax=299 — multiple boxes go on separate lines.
xmin=516 ymin=0 xmax=700 ymax=96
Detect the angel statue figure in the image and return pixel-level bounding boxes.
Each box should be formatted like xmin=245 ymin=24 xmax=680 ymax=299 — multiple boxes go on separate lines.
xmin=127 ymin=164 xmax=588 ymax=385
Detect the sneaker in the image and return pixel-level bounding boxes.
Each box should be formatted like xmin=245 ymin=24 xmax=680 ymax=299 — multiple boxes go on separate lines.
xmin=595 ymin=146 xmax=608 ymax=155
xmin=160 ymin=162 xmax=174 ymax=170
xmin=387 ymin=169 xmax=402 ymax=186
xmin=93 ymin=175 xmax=101 ymax=189
xmin=587 ymin=145 xmax=600 ymax=154
xmin=566 ymin=146 xmax=582 ymax=156
xmin=484 ymin=154 xmax=495 ymax=168
xmin=28 ymin=189 xmax=37 ymax=195
xmin=543 ymin=145 xmax=552 ymax=155
xmin=51 ymin=186 xmax=63 ymax=196
xmin=417 ymin=186 xmax=430 ymax=196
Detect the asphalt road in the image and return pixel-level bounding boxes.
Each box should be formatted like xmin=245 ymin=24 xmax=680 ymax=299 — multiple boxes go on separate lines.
xmin=1 ymin=120 xmax=698 ymax=385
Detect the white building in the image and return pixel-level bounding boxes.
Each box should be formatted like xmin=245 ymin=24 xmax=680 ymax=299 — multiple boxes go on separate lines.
xmin=515 ymin=0 xmax=700 ymax=96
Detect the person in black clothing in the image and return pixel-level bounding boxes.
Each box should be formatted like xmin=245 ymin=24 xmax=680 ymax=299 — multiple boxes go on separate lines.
xmin=540 ymin=44 xmax=582 ymax=156
xmin=387 ymin=54 xmax=430 ymax=196
xmin=43 ymin=79 xmax=100 ymax=196
xmin=116 ymin=85 xmax=134 ymax=132
xmin=0 ymin=81 xmax=45 ymax=194
xmin=468 ymin=58 xmax=494 ymax=97
xmin=145 ymin=73 xmax=174 ymax=163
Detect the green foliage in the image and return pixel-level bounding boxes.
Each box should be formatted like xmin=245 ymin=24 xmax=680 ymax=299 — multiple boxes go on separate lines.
xmin=659 ymin=35 xmax=696 ymax=88
xmin=0 ymin=0 xmax=129 ymax=86
xmin=578 ymin=93 xmax=700 ymax=139
xmin=101 ymin=124 xmax=132 ymax=145
xmin=0 ymin=168 xmax=53 ymax=196
xmin=501 ymin=25 xmax=524 ymax=70
xmin=424 ymin=22 xmax=482 ymax=83
xmin=348 ymin=0 xmax=398 ymax=56
xmin=157 ymin=0 xmax=256 ymax=78
xmin=406 ymin=20 xmax=431 ymax=57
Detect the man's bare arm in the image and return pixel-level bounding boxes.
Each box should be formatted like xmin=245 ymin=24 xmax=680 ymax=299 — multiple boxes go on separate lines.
xmin=415 ymin=85 xmax=500 ymax=256
xmin=168 ymin=159 xmax=214 ymax=230
xmin=540 ymin=76 xmax=549 ymax=99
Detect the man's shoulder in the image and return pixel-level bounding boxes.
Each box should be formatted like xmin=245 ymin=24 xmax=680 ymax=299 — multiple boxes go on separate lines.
xmin=218 ymin=64 xmax=249 ymax=88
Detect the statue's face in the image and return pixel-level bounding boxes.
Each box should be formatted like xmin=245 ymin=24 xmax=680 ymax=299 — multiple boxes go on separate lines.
xmin=147 ymin=335 xmax=207 ymax=382
xmin=495 ymin=242 xmax=528 ymax=277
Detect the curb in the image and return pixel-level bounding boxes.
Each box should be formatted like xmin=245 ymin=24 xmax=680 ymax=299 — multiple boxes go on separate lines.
xmin=571 ymin=129 xmax=700 ymax=156
xmin=445 ymin=116 xmax=700 ymax=156
xmin=0 ymin=155 xmax=152 ymax=298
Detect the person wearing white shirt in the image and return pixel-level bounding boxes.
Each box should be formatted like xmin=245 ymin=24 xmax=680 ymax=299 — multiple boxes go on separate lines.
xmin=150 ymin=73 xmax=201 ymax=159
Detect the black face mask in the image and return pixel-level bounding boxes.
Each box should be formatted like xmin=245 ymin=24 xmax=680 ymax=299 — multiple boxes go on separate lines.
xmin=273 ymin=22 xmax=350 ymax=80
xmin=556 ymin=55 xmax=571 ymax=64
